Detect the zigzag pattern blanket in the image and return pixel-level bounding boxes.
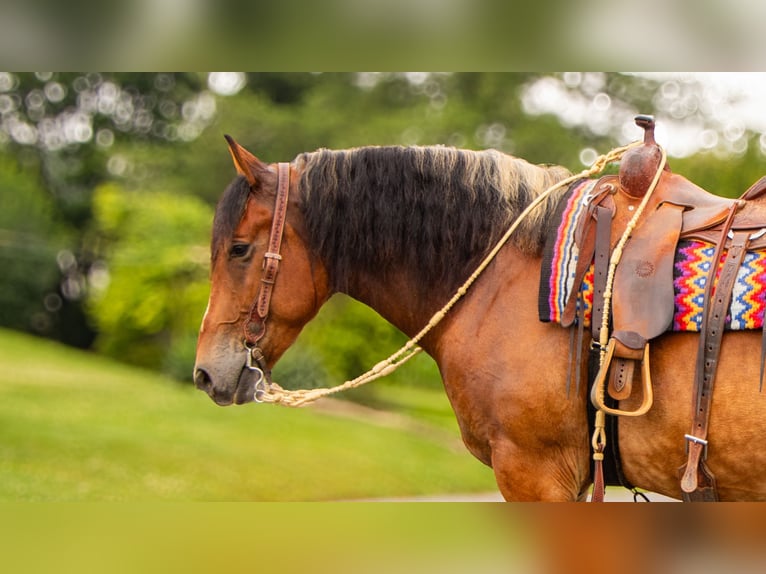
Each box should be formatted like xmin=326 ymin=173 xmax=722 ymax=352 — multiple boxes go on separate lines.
xmin=539 ymin=180 xmax=766 ymax=331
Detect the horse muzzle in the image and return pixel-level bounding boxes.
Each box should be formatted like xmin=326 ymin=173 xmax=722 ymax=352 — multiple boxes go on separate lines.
xmin=193 ymin=350 xmax=270 ymax=406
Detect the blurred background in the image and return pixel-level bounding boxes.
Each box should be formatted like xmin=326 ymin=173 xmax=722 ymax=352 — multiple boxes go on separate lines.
xmin=4 ymin=72 xmax=766 ymax=504
xmin=5 ymin=0 xmax=766 ymax=70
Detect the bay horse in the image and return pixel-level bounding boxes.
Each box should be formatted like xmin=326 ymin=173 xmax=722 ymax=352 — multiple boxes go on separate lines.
xmin=193 ymin=137 xmax=766 ymax=501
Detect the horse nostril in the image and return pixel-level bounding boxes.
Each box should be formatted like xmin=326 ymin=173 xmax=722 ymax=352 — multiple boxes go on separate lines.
xmin=194 ymin=367 xmax=212 ymax=391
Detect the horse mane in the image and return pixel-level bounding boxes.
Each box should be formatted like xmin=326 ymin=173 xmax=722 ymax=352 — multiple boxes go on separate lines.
xmin=295 ymin=145 xmax=572 ymax=296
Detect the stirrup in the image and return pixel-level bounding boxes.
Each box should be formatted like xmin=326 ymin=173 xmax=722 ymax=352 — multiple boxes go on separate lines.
xmin=590 ymin=338 xmax=654 ymax=417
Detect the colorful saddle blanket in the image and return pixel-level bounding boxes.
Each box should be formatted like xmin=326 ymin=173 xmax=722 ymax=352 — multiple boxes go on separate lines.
xmin=539 ymin=180 xmax=766 ymax=331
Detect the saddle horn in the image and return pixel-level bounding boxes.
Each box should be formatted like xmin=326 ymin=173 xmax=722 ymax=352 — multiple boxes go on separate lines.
xmin=619 ymin=115 xmax=668 ymax=199
xmin=635 ymin=114 xmax=656 ymax=145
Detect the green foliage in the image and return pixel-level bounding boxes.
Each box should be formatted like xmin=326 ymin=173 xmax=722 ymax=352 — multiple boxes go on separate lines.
xmin=0 ymin=152 xmax=67 ymax=332
xmin=87 ymin=183 xmax=212 ymax=378
xmin=672 ymin=136 xmax=766 ymax=199
xmin=0 ymin=72 xmax=222 ymax=347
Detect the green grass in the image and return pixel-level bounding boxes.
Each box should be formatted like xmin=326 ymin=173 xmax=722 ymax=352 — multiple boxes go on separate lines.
xmin=0 ymin=328 xmax=497 ymax=501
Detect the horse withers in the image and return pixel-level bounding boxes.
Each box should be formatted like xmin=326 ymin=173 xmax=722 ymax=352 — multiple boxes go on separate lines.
xmin=194 ymin=136 xmax=766 ymax=501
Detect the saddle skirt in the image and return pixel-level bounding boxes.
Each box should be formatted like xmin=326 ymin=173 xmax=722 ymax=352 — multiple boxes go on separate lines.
xmin=538 ymin=179 xmax=766 ymax=332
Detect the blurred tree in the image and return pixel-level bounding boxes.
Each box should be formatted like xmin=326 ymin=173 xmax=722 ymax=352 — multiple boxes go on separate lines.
xmin=673 ymin=136 xmax=766 ymax=199
xmin=0 ymin=72 xmax=211 ymax=345
xmin=1 ymin=72 xmax=209 ymax=221
xmin=0 ymin=152 xmax=64 ymax=334
xmin=87 ymin=182 xmax=211 ymax=378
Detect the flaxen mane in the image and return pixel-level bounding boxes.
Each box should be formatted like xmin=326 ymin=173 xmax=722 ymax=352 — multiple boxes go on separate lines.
xmin=296 ymin=146 xmax=571 ymax=295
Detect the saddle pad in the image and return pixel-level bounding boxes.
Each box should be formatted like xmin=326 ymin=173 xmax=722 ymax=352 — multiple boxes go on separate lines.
xmin=539 ymin=182 xmax=766 ymax=332
xmin=673 ymin=240 xmax=766 ymax=331
xmin=538 ymin=179 xmax=596 ymax=325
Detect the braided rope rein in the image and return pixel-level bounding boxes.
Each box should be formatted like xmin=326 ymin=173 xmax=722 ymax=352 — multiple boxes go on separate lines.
xmin=259 ymin=141 xmax=643 ymax=407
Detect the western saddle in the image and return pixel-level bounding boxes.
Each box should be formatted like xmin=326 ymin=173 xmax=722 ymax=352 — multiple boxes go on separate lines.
xmin=570 ymin=116 xmax=766 ymax=501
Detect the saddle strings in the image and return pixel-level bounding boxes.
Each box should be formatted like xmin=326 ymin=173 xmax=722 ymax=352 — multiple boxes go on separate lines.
xmin=259 ymin=141 xmax=643 ymax=407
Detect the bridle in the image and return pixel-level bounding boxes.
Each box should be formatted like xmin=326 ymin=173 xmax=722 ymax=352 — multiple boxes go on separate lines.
xmin=242 ymin=162 xmax=291 ymax=401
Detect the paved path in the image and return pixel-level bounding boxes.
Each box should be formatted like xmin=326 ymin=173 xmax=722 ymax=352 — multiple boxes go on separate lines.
xmin=357 ymin=489 xmax=679 ymax=502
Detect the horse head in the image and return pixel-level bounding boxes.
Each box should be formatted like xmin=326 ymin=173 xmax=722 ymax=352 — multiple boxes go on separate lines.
xmin=193 ymin=137 xmax=330 ymax=406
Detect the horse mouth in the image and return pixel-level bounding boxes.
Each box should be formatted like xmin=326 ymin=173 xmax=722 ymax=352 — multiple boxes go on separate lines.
xmin=232 ymin=366 xmax=263 ymax=405
xmin=194 ymin=363 xmax=266 ymax=406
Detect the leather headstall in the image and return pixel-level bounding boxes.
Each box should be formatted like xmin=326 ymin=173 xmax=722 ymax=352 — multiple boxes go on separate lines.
xmin=243 ymin=162 xmax=291 ymax=371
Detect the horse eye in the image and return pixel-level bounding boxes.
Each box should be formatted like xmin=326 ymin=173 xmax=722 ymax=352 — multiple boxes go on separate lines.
xmin=229 ymin=243 xmax=250 ymax=259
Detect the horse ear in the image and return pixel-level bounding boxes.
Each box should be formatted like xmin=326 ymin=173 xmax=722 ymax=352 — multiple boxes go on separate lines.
xmin=224 ymin=135 xmax=267 ymax=186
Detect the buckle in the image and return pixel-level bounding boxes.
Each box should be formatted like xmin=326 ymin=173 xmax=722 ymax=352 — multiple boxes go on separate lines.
xmin=727 ymin=228 xmax=766 ymax=241
xmin=590 ymin=340 xmax=605 ymax=352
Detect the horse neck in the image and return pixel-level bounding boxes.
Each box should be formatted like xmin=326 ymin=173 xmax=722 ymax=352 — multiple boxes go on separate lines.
xmin=341 ymin=271 xmax=447 ymax=343
xmin=340 ymin=244 xmax=540 ymax=353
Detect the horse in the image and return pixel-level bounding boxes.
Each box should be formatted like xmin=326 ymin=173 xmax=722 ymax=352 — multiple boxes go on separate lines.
xmin=193 ymin=136 xmax=766 ymax=501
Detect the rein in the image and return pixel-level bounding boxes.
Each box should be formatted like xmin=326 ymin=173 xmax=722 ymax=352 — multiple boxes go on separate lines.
xmin=252 ymin=142 xmax=642 ymax=407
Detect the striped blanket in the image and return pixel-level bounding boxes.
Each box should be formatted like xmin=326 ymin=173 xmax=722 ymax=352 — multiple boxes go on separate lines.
xmin=538 ymin=180 xmax=766 ymax=331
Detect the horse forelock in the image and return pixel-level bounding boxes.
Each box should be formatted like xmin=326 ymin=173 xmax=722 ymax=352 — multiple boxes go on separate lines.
xmin=295 ymin=145 xmax=571 ymax=295
xmin=211 ymin=175 xmax=251 ymax=262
